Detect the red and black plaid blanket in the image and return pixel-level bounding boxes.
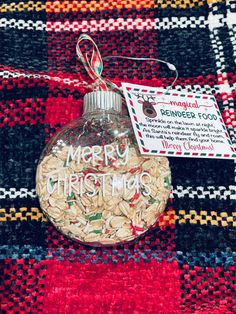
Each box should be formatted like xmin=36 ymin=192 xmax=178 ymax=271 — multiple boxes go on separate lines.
xmin=1 ymin=1 xmax=236 ymax=313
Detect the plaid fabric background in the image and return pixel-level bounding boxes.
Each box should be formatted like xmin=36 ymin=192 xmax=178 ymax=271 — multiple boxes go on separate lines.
xmin=1 ymin=0 xmax=236 ymax=313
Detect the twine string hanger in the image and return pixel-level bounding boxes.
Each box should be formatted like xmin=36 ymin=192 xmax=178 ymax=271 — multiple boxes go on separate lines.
xmin=76 ymin=34 xmax=178 ymax=95
xmin=103 ymin=55 xmax=178 ymax=95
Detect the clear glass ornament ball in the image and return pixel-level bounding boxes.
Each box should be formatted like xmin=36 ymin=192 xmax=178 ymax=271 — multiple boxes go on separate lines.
xmin=36 ymin=91 xmax=171 ymax=246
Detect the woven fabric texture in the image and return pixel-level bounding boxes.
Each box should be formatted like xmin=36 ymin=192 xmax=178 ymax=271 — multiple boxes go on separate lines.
xmin=1 ymin=0 xmax=236 ymax=313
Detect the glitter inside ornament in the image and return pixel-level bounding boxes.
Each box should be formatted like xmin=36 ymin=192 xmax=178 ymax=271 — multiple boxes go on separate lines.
xmin=36 ymin=91 xmax=171 ymax=246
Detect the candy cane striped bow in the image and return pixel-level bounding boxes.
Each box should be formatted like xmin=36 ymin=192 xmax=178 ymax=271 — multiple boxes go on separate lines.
xmin=76 ymin=34 xmax=178 ymax=94
xmin=76 ymin=34 xmax=110 ymax=91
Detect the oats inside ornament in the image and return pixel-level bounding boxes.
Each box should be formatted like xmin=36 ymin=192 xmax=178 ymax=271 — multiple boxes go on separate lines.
xmin=36 ymin=90 xmax=171 ymax=246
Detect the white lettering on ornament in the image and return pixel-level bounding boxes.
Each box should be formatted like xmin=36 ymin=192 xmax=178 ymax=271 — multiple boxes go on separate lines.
xmin=46 ymin=172 xmax=152 ymax=197
xmin=66 ymin=144 xmax=129 ymax=167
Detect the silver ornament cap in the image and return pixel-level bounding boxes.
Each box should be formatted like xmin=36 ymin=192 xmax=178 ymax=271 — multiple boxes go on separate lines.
xmin=83 ymin=91 xmax=122 ymax=114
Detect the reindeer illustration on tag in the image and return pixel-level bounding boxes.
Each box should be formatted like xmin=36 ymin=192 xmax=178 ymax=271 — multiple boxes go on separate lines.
xmin=135 ymin=93 xmax=157 ymax=118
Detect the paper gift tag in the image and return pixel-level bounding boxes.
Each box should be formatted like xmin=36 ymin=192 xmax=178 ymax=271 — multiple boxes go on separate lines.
xmin=122 ymin=83 xmax=236 ymax=159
